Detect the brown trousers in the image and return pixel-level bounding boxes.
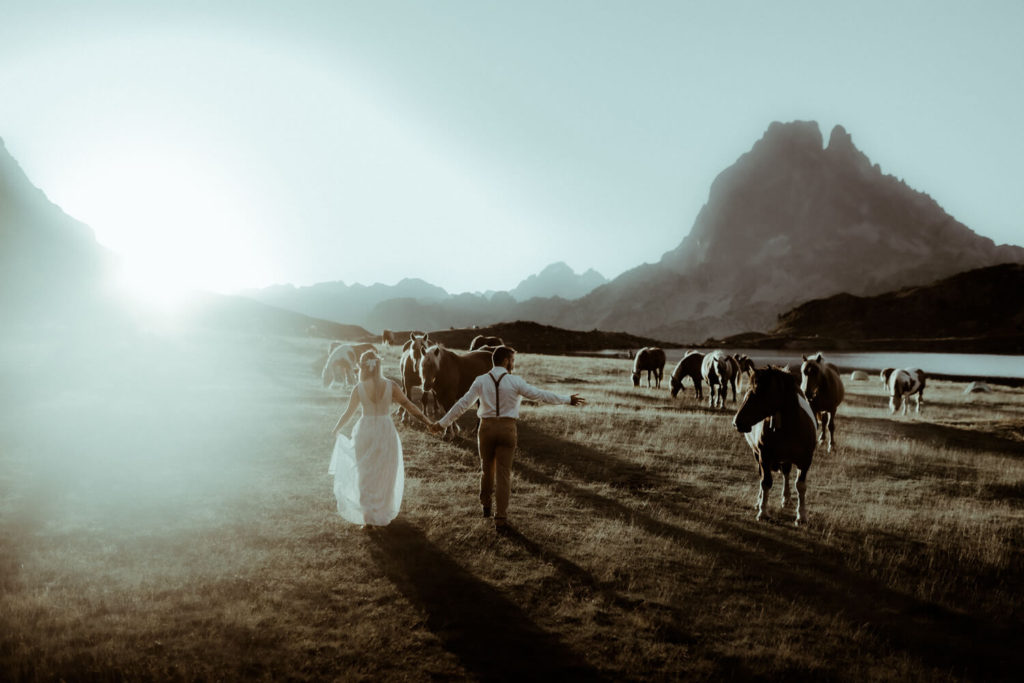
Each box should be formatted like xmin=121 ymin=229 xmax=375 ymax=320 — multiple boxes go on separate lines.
xmin=477 ymin=418 xmax=517 ymax=519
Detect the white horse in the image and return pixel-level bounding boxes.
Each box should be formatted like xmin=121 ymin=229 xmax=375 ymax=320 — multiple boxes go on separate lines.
xmin=701 ymin=350 xmax=737 ymax=409
xmin=880 ymin=367 xmax=926 ymax=415
xmin=322 ymin=343 xmax=375 ymax=387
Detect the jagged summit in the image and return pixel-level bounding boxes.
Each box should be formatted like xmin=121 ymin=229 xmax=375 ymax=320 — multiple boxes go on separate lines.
xmin=508 ymin=261 xmax=607 ymax=301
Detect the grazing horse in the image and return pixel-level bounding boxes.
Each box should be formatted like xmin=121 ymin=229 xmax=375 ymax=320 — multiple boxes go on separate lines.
xmin=669 ymin=351 xmax=705 ymax=400
xmin=419 ymin=345 xmax=493 ymax=433
xmin=799 ymin=353 xmax=846 ymax=452
xmin=381 ymin=329 xmax=396 ymax=346
xmin=733 ymin=366 xmax=818 ymax=526
xmin=469 ymin=335 xmax=504 ymax=351
xmin=322 ymin=343 xmax=376 ymax=387
xmin=631 ymin=347 xmax=666 ymax=388
xmin=701 ymin=350 xmax=737 ymax=409
xmin=880 ymin=367 xmax=927 ymax=415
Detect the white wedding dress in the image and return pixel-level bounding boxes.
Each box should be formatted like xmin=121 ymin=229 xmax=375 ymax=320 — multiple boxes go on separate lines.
xmin=328 ymin=379 xmax=404 ymax=526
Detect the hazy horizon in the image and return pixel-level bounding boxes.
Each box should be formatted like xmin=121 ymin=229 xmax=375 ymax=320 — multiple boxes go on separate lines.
xmin=2 ymin=1 xmax=1022 ymax=299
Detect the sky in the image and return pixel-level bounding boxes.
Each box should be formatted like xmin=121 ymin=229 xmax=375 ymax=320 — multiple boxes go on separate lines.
xmin=1 ymin=1 xmax=1022 ymax=298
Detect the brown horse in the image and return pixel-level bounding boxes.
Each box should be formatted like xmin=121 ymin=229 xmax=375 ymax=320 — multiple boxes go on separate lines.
xmin=799 ymin=353 xmax=845 ymax=452
xmin=631 ymin=347 xmax=666 ymax=388
xmin=469 ymin=335 xmax=504 ymax=351
xmin=880 ymin=367 xmax=926 ymax=415
xmin=701 ymin=350 xmax=737 ymax=408
xmin=419 ymin=344 xmax=493 ymax=432
xmin=669 ymin=351 xmax=705 ymax=400
xmin=381 ymin=329 xmax=396 ymax=346
xmin=733 ymin=366 xmax=818 ymax=526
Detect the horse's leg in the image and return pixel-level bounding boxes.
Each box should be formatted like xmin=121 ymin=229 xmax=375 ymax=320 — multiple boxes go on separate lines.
xmin=730 ymin=377 xmax=737 ymax=403
xmin=757 ymin=467 xmax=773 ymax=521
xmin=794 ymin=468 xmax=808 ymax=527
xmin=827 ymin=411 xmax=836 ymax=452
xmin=780 ymin=462 xmax=792 ymax=508
xmin=916 ymin=390 xmax=923 ymax=414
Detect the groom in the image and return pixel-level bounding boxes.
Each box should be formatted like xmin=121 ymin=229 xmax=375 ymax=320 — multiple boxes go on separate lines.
xmin=431 ymin=345 xmax=585 ymax=530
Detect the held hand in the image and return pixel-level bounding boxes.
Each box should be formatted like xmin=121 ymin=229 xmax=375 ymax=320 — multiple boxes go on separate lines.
xmin=570 ymin=394 xmax=586 ymax=406
xmin=428 ymin=421 xmax=444 ymax=435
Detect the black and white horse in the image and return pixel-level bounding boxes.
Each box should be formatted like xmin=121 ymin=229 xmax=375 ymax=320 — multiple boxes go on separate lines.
xmin=734 ymin=366 xmax=818 ymax=526
xmin=880 ymin=367 xmax=926 ymax=415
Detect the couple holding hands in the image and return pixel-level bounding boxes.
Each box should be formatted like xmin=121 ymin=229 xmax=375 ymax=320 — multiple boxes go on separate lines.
xmin=329 ymin=346 xmax=585 ymax=531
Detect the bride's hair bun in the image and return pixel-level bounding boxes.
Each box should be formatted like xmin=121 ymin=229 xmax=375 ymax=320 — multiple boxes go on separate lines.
xmin=358 ymin=349 xmax=382 ymax=378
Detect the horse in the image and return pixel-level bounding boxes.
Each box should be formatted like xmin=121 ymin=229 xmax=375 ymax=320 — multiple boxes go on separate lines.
xmin=397 ymin=332 xmax=432 ymax=422
xmin=701 ymin=350 xmax=737 ymax=409
xmin=402 ymin=331 xmax=430 ymax=356
xmin=419 ymin=344 xmax=493 ymax=433
xmin=733 ymin=366 xmax=818 ymax=526
xmin=732 ymin=354 xmax=755 ymax=394
xmin=469 ymin=335 xmax=504 ymax=351
xmin=880 ymin=367 xmax=926 ymax=415
xmin=381 ymin=329 xmax=396 ymax=346
xmin=321 ymin=343 xmax=376 ymax=387
xmin=799 ymin=353 xmax=846 ymax=452
xmin=669 ymin=351 xmax=705 ymax=400
xmin=631 ymin=347 xmax=666 ymax=388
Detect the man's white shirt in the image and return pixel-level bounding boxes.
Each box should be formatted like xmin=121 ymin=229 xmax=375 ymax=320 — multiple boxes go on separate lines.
xmin=437 ymin=367 xmax=570 ymax=428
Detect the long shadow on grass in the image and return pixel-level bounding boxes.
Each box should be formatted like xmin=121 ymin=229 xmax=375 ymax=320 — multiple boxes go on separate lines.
xmin=367 ymin=519 xmax=605 ymax=682
xmin=511 ymin=423 xmax=1024 ymax=681
xmin=847 ymin=414 xmax=1024 ymax=454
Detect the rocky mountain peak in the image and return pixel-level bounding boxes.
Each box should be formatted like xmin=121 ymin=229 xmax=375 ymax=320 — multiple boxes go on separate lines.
xmin=509 ymin=261 xmax=607 ymax=301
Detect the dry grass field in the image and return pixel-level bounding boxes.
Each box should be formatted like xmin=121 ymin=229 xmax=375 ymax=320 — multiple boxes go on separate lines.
xmin=1 ymin=329 xmax=1022 ymax=681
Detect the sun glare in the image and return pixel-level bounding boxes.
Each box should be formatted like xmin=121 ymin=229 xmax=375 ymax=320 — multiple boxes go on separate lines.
xmin=54 ymin=141 xmax=272 ymax=310
xmin=111 ymin=259 xmax=194 ymax=316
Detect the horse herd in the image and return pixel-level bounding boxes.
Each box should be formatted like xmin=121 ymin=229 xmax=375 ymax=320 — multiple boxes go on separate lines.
xmin=633 ymin=346 xmax=927 ymax=526
xmin=322 ymin=338 xmax=928 ymax=527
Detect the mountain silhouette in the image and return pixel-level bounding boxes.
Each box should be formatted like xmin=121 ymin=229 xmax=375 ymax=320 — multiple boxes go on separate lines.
xmin=0 ymin=137 xmax=114 ymax=322
xmin=545 ymin=120 xmax=1024 ymax=341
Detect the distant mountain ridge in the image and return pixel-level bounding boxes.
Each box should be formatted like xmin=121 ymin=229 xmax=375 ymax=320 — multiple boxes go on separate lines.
xmin=243 ymin=262 xmax=607 ymax=330
xmin=508 ymin=262 xmax=607 ymax=301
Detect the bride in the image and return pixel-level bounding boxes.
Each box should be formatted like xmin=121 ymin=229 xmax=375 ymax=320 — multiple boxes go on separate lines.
xmin=329 ymin=349 xmax=434 ymax=527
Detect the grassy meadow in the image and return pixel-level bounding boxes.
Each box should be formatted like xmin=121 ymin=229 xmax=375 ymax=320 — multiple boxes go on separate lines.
xmin=1 ymin=329 xmax=1022 ymax=681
